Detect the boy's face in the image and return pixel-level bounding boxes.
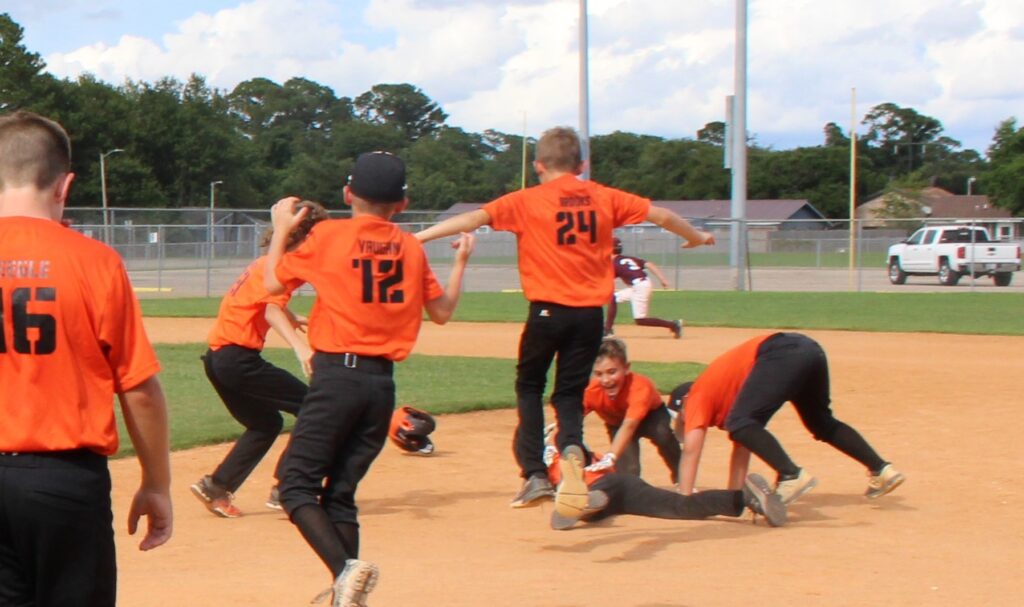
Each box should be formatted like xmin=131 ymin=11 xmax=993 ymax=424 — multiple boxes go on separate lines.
xmin=592 ymin=356 xmax=629 ymax=400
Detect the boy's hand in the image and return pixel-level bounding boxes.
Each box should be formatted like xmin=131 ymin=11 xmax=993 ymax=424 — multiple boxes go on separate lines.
xmin=451 ymin=231 xmax=476 ymax=262
xmin=682 ymin=231 xmax=715 ymax=249
xmin=585 ymin=452 xmax=616 ymax=473
xmin=270 ymin=196 xmax=307 ymax=234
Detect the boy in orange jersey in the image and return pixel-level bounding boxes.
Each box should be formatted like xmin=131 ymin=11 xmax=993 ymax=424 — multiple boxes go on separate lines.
xmin=415 ymin=126 xmax=714 ymax=518
xmin=676 ymin=332 xmax=905 ymax=504
xmin=265 ymin=152 xmax=474 ymax=607
xmin=190 ymin=201 xmax=328 ymax=518
xmin=0 ymin=111 xmax=172 ymax=606
xmin=582 ymin=337 xmax=681 ymax=483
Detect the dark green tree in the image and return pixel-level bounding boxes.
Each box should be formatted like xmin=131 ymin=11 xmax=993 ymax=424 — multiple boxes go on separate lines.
xmin=354 ymin=83 xmax=447 ymax=141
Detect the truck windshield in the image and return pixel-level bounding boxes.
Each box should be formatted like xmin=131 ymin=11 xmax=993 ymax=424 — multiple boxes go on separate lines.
xmin=939 ymin=229 xmax=990 ymax=243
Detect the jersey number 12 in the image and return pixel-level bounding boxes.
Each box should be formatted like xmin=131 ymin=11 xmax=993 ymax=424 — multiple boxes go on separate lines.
xmin=353 ymin=259 xmax=405 ymax=303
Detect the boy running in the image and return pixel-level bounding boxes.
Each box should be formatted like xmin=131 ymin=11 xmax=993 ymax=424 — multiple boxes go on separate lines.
xmin=416 ymin=126 xmax=714 ymax=518
xmin=605 ymin=237 xmax=682 ymax=338
xmin=582 ymin=337 xmax=681 ymax=483
xmin=265 ymin=152 xmax=473 ymax=607
xmin=676 ymin=332 xmax=905 ymax=504
xmin=0 ymin=111 xmax=172 ymax=606
xmin=190 ymin=201 xmax=328 ymax=518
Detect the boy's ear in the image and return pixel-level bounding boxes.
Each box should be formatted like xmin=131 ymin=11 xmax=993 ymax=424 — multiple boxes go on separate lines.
xmin=397 ymin=198 xmax=409 ymax=213
xmin=342 ymin=185 xmax=354 ymax=207
xmin=532 ymin=160 xmax=545 ymax=176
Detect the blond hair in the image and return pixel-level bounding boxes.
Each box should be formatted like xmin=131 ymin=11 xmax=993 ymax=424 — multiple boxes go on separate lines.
xmin=0 ymin=111 xmax=71 ymax=191
xmin=535 ymin=127 xmax=582 ymax=172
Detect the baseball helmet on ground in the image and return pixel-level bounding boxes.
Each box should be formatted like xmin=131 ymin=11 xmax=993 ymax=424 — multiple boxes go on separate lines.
xmin=389 ymin=405 xmax=436 ymax=455
xmin=612 ymin=237 xmax=623 ymax=255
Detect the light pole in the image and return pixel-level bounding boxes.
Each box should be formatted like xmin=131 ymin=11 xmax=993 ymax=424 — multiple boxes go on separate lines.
xmin=206 ymin=180 xmax=223 ymax=298
xmin=967 ymin=176 xmax=977 ymax=196
xmin=99 ymin=148 xmax=124 ymax=244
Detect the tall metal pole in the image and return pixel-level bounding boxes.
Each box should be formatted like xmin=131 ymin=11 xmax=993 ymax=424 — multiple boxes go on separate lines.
xmin=206 ymin=180 xmax=223 ymax=298
xmin=578 ymin=0 xmax=591 ymax=180
xmin=99 ymin=148 xmax=123 ymax=245
xmin=729 ymin=0 xmax=748 ymax=290
xmin=849 ymin=87 xmax=858 ymax=290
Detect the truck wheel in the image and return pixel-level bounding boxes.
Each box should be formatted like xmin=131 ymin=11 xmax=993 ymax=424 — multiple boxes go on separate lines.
xmin=888 ymin=258 xmax=907 ymax=285
xmin=993 ymin=272 xmax=1013 ymax=287
xmin=938 ymin=258 xmax=961 ymax=286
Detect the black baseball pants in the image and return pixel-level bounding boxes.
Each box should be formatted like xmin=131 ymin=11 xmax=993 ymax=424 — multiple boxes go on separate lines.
xmin=202 ymin=345 xmax=308 ymax=492
xmin=586 ymin=473 xmax=743 ymax=521
xmin=604 ymin=406 xmax=682 ymax=483
xmin=0 ymin=450 xmax=115 ymax=607
xmin=513 ymin=302 xmax=603 ymax=479
xmin=278 ymin=352 xmax=395 ymax=575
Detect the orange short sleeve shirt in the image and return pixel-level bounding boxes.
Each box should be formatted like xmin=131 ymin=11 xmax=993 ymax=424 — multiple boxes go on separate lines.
xmin=583 ymin=372 xmax=664 ymax=427
xmin=482 ymin=175 xmax=650 ymax=306
xmin=682 ymin=334 xmax=774 ymax=434
xmin=208 ymin=256 xmax=293 ymax=351
xmin=0 ymin=217 xmax=161 ymax=455
xmin=275 ymin=216 xmax=443 ymax=361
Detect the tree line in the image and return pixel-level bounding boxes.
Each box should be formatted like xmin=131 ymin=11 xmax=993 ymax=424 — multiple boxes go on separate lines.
xmin=2 ymin=14 xmax=1022 ymax=217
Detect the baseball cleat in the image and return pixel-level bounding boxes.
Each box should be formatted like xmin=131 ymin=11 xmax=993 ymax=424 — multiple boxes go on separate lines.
xmin=742 ymin=473 xmax=786 ymax=527
xmin=671 ymin=319 xmax=683 ymax=339
xmin=312 ymin=559 xmax=379 ymax=607
xmin=510 ymin=475 xmax=555 ymax=508
xmin=550 ymin=489 xmax=609 ymax=530
xmin=190 ymin=476 xmax=242 ymax=518
xmin=774 ymin=469 xmax=817 ymax=505
xmin=554 ymin=445 xmax=589 ymax=518
xmin=865 ymin=464 xmax=905 ymax=499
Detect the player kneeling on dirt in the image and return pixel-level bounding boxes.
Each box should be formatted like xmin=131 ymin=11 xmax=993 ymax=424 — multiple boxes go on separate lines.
xmin=675 ymin=332 xmax=905 ymax=504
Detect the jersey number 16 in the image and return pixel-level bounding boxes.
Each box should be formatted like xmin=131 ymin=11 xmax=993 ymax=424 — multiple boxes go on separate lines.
xmin=0 ymin=287 xmax=57 ymax=355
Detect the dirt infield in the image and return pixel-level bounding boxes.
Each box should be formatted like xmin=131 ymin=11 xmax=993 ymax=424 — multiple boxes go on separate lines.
xmin=114 ymin=319 xmax=1024 ymax=606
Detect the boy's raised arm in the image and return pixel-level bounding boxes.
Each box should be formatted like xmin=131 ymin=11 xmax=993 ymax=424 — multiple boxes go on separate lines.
xmin=264 ymin=197 xmax=307 ymax=295
xmin=424 ymin=232 xmax=475 ymax=324
xmin=646 ymin=206 xmax=715 ymax=249
xmin=415 ymin=209 xmax=490 ymax=243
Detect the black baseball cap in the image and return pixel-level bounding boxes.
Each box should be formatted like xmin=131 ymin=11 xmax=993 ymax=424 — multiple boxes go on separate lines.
xmin=347 ymin=151 xmax=407 ymax=203
xmin=667 ymin=381 xmax=693 ymax=414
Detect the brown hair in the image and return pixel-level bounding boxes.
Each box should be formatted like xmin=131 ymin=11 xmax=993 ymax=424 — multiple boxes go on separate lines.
xmin=535 ymin=126 xmax=582 ymax=172
xmin=596 ymin=336 xmax=628 ymax=365
xmin=260 ymin=200 xmax=330 ymax=251
xmin=0 ymin=111 xmax=72 ymax=191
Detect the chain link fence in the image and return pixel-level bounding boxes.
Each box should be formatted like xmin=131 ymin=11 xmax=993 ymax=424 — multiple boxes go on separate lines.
xmin=62 ymin=207 xmax=1023 ymax=297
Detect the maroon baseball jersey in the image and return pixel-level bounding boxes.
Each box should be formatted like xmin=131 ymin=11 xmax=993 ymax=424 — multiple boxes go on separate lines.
xmin=613 ymin=254 xmax=648 ymax=286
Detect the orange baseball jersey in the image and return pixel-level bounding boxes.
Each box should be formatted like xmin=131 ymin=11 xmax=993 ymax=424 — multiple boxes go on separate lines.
xmin=683 ymin=334 xmax=776 ymax=434
xmin=274 ymin=215 xmax=443 ymax=361
xmin=208 ymin=256 xmax=292 ymax=351
xmin=482 ymin=174 xmax=650 ymax=306
xmin=0 ymin=217 xmax=161 ymax=455
xmin=584 ymin=372 xmax=664 ymax=427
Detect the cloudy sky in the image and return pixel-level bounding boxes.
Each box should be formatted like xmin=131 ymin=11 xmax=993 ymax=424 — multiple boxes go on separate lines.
xmin=5 ymin=0 xmax=1021 ymax=154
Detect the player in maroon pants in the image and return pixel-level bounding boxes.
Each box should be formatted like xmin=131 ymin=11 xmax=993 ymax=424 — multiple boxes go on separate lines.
xmin=605 ymin=238 xmax=682 ymax=338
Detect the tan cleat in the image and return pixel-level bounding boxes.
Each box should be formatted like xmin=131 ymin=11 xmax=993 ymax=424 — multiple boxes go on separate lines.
xmin=774 ymin=469 xmax=818 ymax=505
xmin=554 ymin=445 xmax=589 ymax=519
xmin=866 ymin=464 xmax=905 ymax=499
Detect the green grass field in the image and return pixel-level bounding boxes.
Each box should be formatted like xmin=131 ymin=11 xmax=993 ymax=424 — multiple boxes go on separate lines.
xmin=116 ymin=344 xmax=702 ymax=457
xmin=141 ymin=290 xmax=1024 ymax=335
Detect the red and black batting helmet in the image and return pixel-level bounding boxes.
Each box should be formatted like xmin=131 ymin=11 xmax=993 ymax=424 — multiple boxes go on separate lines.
xmin=389 ymin=406 xmax=436 ymax=455
xmin=612 ymin=237 xmax=623 ymax=255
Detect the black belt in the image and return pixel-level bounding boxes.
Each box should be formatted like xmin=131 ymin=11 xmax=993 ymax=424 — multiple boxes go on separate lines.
xmin=0 ymin=448 xmax=106 ymax=465
xmin=319 ymin=352 xmax=394 ymax=375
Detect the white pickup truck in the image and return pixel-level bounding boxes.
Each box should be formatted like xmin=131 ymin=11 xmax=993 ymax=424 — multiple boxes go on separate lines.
xmin=887 ymin=225 xmax=1021 ymax=286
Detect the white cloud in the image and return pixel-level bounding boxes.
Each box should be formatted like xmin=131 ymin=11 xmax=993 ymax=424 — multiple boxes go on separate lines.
xmin=40 ymin=0 xmax=1024 ymax=153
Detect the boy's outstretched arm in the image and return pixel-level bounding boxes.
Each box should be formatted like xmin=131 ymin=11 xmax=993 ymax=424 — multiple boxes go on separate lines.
xmin=424 ymin=232 xmax=475 ymax=324
xmin=645 ymin=260 xmax=671 ymax=288
xmin=415 ymin=209 xmax=490 ymax=243
xmin=727 ymin=443 xmax=752 ymax=490
xmin=646 ymin=206 xmax=716 ymax=249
